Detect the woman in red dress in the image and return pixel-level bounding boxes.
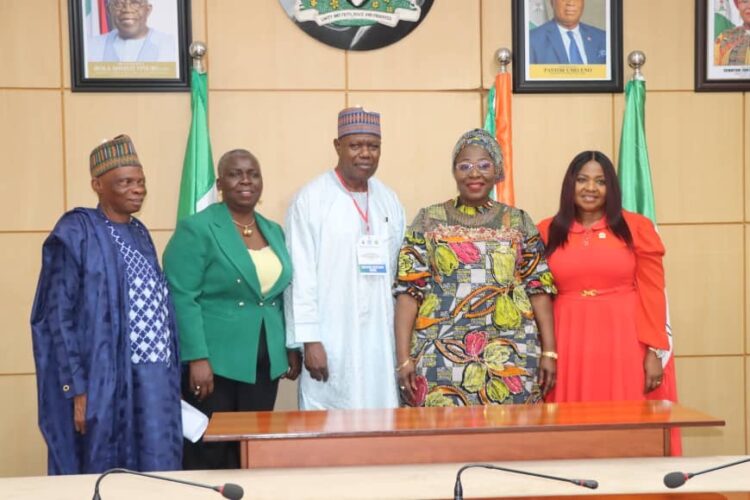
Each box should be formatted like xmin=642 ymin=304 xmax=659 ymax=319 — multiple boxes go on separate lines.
xmin=537 ymin=151 xmax=680 ymax=453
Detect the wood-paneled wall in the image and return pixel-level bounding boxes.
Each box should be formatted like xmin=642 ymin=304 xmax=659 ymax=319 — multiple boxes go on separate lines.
xmin=0 ymin=0 xmax=746 ymax=476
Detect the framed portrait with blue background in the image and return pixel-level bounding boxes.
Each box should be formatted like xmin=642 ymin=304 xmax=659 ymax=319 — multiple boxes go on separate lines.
xmin=512 ymin=0 xmax=623 ymax=93
xmin=695 ymin=0 xmax=750 ymax=91
xmin=68 ymin=0 xmax=192 ymax=92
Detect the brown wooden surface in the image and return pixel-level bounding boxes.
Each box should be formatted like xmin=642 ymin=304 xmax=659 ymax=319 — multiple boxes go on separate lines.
xmin=205 ymin=401 xmax=723 ymax=441
xmin=244 ymin=428 xmax=665 ymax=468
xmin=203 ymin=401 xmax=725 ymax=468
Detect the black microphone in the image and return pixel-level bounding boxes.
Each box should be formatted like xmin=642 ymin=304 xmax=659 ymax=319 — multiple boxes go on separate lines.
xmin=663 ymin=456 xmax=750 ymax=488
xmin=91 ymin=468 xmax=243 ymax=499
xmin=453 ymin=463 xmax=598 ymax=500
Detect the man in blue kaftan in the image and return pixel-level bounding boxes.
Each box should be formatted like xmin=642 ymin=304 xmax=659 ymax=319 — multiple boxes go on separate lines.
xmin=30 ymin=135 xmax=182 ymax=475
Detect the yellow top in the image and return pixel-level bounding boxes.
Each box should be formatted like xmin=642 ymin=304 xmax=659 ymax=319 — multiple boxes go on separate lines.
xmin=248 ymin=246 xmax=282 ymax=296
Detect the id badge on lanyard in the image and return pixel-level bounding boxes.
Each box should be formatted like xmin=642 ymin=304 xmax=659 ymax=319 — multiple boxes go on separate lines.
xmin=357 ymin=235 xmax=388 ymax=275
xmin=334 ymin=170 xmax=388 ymax=275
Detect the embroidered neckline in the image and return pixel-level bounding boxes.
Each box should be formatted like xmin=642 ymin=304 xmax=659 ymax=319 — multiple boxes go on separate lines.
xmin=452 ymin=197 xmax=495 ymax=216
xmin=96 ymin=205 xmax=133 ymax=225
xmin=445 ymin=198 xmax=502 ymax=228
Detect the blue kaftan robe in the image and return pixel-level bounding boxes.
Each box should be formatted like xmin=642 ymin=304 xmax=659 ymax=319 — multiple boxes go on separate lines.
xmin=30 ymin=208 xmax=181 ymax=475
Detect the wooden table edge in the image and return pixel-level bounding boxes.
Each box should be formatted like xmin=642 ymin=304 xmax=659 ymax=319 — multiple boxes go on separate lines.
xmin=203 ymin=418 xmax=725 ymax=442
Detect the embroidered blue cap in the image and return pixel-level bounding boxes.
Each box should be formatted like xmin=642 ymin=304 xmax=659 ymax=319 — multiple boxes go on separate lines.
xmin=90 ymin=134 xmax=142 ymax=177
xmin=337 ymin=107 xmax=381 ymax=139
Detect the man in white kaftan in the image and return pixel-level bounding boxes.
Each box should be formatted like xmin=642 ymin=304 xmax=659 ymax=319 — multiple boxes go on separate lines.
xmin=284 ymin=107 xmax=406 ymax=410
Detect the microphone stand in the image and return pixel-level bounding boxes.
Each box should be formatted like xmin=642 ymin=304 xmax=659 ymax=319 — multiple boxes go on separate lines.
xmin=664 ymin=456 xmax=750 ymax=488
xmin=454 ymin=463 xmax=598 ymax=500
xmin=92 ymin=468 xmax=243 ymax=499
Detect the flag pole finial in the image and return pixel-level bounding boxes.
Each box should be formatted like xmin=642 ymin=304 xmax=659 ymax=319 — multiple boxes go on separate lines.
xmin=627 ymin=50 xmax=646 ymax=80
xmin=496 ymin=48 xmax=512 ymax=74
xmin=190 ymin=41 xmax=207 ymax=73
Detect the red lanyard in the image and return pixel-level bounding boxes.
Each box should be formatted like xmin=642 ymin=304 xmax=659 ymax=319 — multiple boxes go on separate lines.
xmin=334 ymin=170 xmax=370 ymax=234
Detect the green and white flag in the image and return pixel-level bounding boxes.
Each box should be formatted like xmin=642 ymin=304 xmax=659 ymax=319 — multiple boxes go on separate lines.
xmin=618 ymin=57 xmax=681 ymax=458
xmin=177 ymin=67 xmax=216 ymax=221
xmin=618 ymin=75 xmax=673 ymax=363
xmin=618 ymin=77 xmax=655 ymax=223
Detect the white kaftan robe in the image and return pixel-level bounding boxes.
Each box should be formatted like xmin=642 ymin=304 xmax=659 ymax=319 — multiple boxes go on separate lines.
xmin=284 ymin=171 xmax=406 ymax=410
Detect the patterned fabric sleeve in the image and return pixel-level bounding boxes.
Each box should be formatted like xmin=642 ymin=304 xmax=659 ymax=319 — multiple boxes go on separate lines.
xmin=34 ymin=214 xmax=89 ymax=399
xmin=516 ymin=210 xmax=556 ymax=295
xmin=393 ymin=208 xmax=432 ymax=304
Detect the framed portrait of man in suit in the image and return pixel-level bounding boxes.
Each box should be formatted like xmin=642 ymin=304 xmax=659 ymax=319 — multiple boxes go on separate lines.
xmin=512 ymin=0 xmax=623 ymax=93
xmin=69 ymin=0 xmax=191 ymax=91
xmin=695 ymin=0 xmax=750 ymax=91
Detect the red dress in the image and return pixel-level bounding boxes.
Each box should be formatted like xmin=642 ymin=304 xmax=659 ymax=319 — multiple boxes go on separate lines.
xmin=538 ymin=212 xmax=681 ymax=454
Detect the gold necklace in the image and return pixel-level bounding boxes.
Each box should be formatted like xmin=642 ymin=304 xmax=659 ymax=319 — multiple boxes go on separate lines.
xmin=232 ymin=218 xmax=256 ymax=237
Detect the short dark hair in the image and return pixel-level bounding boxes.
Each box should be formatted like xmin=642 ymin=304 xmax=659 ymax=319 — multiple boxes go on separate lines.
xmin=546 ymin=150 xmax=632 ymax=256
xmin=217 ymin=149 xmax=258 ymax=176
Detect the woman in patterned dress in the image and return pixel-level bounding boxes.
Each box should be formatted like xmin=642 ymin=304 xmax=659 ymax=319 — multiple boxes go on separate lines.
xmin=393 ymin=129 xmax=557 ymax=407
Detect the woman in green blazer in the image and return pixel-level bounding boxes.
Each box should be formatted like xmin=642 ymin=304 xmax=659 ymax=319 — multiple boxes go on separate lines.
xmin=164 ymin=149 xmax=300 ymax=469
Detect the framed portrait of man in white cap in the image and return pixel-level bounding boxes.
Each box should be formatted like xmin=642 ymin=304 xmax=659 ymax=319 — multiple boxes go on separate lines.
xmin=68 ymin=0 xmax=191 ymax=91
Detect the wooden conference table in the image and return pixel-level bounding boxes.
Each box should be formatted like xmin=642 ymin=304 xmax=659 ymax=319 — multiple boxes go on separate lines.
xmin=203 ymin=401 xmax=723 ymax=469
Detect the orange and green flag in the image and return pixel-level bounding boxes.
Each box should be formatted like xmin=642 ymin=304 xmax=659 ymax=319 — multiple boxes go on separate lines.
xmin=483 ymin=72 xmax=514 ymax=206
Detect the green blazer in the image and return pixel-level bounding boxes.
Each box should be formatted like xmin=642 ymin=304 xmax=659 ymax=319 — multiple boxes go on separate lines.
xmin=163 ymin=203 xmax=292 ymax=384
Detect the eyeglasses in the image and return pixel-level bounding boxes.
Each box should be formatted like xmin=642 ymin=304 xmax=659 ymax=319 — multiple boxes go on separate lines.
xmin=109 ymin=0 xmax=147 ymax=10
xmin=455 ymin=160 xmax=495 ymax=174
